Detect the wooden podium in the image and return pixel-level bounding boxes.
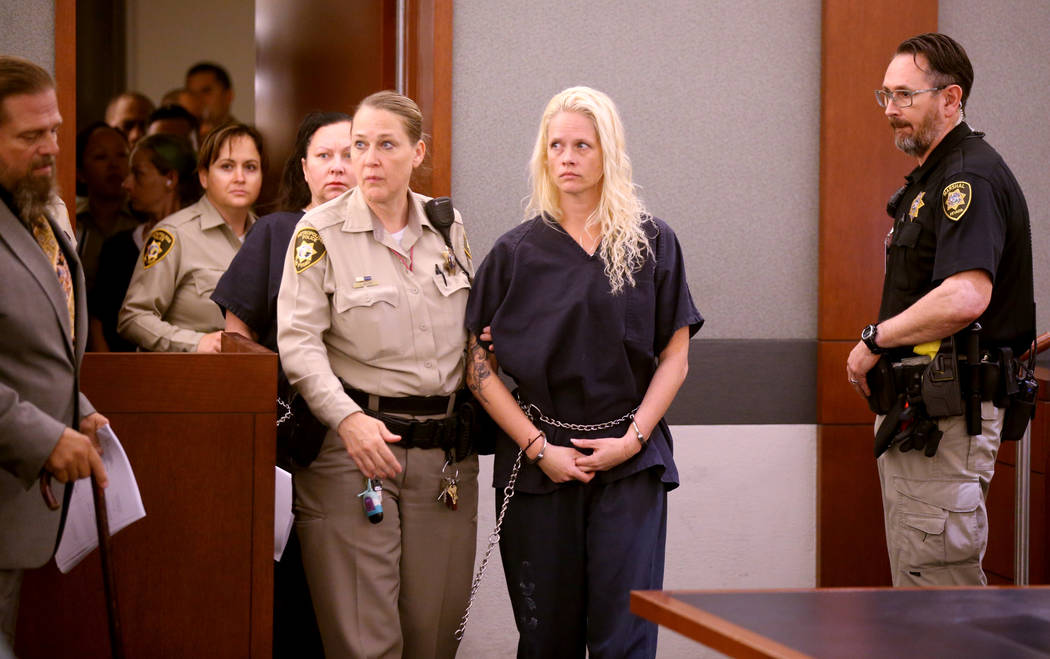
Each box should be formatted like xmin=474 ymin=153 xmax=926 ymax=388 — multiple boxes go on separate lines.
xmin=15 ymin=351 xmax=277 ymax=658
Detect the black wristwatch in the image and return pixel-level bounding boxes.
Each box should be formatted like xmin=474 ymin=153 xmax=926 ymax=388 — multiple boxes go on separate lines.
xmin=861 ymin=324 xmax=888 ymax=354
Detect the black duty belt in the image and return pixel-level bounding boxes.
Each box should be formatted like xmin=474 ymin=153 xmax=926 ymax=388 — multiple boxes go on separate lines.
xmin=344 ymin=387 xmax=461 ymax=416
xmin=343 ymin=386 xmax=467 ymax=453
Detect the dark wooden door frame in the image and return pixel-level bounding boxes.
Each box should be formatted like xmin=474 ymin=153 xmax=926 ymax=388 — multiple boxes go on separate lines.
xmin=405 ymin=0 xmax=453 ymax=197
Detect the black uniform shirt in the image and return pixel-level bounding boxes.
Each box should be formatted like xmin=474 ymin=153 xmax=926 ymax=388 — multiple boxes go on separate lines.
xmin=465 ymin=215 xmax=703 ymax=494
xmin=212 ymin=211 xmax=302 ymax=352
xmin=879 ymin=122 xmax=1034 ymax=355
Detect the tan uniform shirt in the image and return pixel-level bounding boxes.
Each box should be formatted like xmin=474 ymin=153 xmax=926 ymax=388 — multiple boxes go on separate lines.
xmin=277 ymin=189 xmax=473 ymax=429
xmin=118 ymin=195 xmax=250 ymax=352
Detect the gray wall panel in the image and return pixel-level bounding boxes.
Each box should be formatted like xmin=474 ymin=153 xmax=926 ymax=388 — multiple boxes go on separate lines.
xmin=939 ymin=2 xmax=1050 ymax=335
xmin=669 ymin=339 xmax=817 ymax=425
xmin=452 ymin=0 xmax=822 ymax=340
xmin=0 ymin=0 xmax=54 ymax=73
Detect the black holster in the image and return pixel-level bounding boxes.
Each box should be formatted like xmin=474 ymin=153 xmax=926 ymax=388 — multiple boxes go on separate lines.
xmin=456 ymin=397 xmax=497 ymax=457
xmin=1000 ymin=346 xmax=1040 ymax=442
xmin=921 ymin=336 xmax=964 ymax=419
xmin=281 ymin=387 xmax=328 ymax=468
xmin=871 ymin=357 xmax=943 ymax=458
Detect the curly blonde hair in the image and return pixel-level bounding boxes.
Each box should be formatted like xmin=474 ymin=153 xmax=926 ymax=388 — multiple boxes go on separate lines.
xmin=525 ymin=86 xmax=650 ymax=294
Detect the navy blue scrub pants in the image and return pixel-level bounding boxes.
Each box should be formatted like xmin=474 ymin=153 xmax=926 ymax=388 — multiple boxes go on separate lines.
xmin=496 ymin=467 xmax=667 ymax=659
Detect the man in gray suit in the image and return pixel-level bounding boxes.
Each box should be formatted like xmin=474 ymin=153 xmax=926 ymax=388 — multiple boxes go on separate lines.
xmin=0 ymin=55 xmax=109 ymax=647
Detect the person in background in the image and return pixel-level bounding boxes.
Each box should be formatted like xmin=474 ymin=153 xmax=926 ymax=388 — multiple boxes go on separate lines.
xmin=212 ymin=111 xmax=352 ymax=658
xmin=185 ymin=62 xmax=235 ymax=138
xmin=104 ymin=91 xmax=154 ymax=146
xmin=277 ymin=91 xmax=477 ymax=658
xmin=118 ymin=123 xmax=263 ymax=352
xmin=465 ymin=86 xmax=702 ymax=658
xmin=214 ymin=111 xmax=352 ymax=349
xmin=90 ymin=133 xmax=199 ymax=352
xmin=74 ymin=122 xmax=136 ymax=293
xmin=146 ymin=104 xmax=200 ymax=151
xmin=160 ymin=87 xmax=200 ymax=118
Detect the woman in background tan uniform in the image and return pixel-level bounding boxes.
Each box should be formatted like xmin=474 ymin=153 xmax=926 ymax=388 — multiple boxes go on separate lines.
xmin=118 ymin=123 xmax=263 ymax=352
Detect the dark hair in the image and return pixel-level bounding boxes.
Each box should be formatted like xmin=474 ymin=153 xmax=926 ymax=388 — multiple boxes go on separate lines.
xmin=104 ymin=92 xmax=154 ymax=123
xmin=186 ymin=62 xmax=232 ymax=90
xmin=277 ymin=111 xmax=352 ymax=211
xmin=197 ymin=122 xmax=266 ymax=172
xmin=76 ymin=121 xmax=127 ymax=170
xmin=896 ymin=33 xmax=974 ymax=113
xmin=148 ymin=104 xmax=199 ymax=132
xmin=74 ymin=122 xmax=127 ymax=197
xmin=0 ymin=56 xmax=54 ymax=124
xmin=133 ymin=133 xmax=201 ymax=206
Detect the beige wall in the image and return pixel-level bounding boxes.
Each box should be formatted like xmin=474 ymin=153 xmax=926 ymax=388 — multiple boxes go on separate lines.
xmin=125 ymin=0 xmax=255 ymax=122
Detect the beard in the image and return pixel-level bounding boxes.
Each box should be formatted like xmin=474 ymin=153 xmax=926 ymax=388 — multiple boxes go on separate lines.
xmin=889 ymin=110 xmax=937 ymax=158
xmin=0 ymin=155 xmax=56 ymax=223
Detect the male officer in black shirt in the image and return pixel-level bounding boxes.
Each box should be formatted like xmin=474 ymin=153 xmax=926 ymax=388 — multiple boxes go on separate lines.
xmin=846 ymin=33 xmax=1035 ymax=586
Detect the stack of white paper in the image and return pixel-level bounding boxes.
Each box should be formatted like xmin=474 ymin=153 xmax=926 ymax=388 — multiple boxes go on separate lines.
xmin=275 ymin=467 xmax=294 ymax=561
xmin=55 ymin=425 xmax=146 ymax=574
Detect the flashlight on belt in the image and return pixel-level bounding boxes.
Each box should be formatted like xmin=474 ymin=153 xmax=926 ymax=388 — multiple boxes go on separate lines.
xmin=358 ymin=478 xmax=384 ymax=524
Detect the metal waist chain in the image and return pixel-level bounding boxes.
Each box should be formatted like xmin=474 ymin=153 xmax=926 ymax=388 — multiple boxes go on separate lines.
xmin=517 ymin=399 xmax=638 ymax=432
xmin=454 ymin=448 xmax=523 ymax=641
xmin=276 ymin=396 xmax=292 ymax=427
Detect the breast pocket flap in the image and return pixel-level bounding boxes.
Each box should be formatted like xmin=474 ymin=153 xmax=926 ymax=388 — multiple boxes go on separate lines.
xmin=333 ymin=285 xmax=399 ymax=312
xmin=433 ymin=272 xmax=470 ymax=298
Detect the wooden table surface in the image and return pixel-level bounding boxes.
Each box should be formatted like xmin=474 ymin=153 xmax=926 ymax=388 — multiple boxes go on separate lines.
xmin=631 ymin=587 xmax=1050 ymax=658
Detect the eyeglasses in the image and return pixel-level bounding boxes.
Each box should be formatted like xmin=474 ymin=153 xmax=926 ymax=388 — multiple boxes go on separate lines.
xmin=874 ymin=87 xmax=945 ymax=108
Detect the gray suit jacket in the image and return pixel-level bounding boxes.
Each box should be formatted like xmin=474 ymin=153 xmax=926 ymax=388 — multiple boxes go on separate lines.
xmin=0 ymin=197 xmax=95 ymax=569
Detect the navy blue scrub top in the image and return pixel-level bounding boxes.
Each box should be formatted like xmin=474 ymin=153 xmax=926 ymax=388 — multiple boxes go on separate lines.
xmin=212 ymin=211 xmax=302 ymax=352
xmin=465 ymin=215 xmax=703 ymax=494
xmin=90 ymin=228 xmax=142 ymax=352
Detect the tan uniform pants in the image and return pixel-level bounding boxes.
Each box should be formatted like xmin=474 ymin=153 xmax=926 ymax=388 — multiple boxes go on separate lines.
xmin=294 ymin=427 xmax=478 ymax=659
xmin=877 ymin=401 xmax=1004 ymax=587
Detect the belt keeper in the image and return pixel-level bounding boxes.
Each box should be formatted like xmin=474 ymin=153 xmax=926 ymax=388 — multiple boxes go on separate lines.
xmin=368 ymin=393 xmax=380 ymax=412
xmin=446 ymin=392 xmax=456 ymax=417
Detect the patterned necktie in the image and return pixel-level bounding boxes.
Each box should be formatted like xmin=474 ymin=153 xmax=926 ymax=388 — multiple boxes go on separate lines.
xmin=28 ymin=214 xmax=76 ymax=339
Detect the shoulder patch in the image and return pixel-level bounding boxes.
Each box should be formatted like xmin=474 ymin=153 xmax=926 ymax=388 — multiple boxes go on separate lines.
xmin=942 ymin=181 xmax=972 ymax=222
xmin=142 ymin=228 xmax=175 ymax=268
xmin=294 ymin=227 xmax=326 ymax=274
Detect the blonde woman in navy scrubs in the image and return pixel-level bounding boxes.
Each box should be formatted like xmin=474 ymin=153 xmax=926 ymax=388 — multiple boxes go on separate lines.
xmin=465 ymin=86 xmax=702 ymax=658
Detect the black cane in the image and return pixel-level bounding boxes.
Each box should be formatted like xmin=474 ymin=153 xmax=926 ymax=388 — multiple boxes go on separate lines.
xmin=90 ymin=475 xmax=126 ymax=659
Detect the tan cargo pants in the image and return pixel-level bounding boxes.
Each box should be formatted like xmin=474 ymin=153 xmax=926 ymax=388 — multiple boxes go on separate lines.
xmin=877 ymin=401 xmax=1004 ymax=586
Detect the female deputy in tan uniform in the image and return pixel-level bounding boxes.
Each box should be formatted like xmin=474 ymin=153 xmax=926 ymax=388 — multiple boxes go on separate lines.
xmin=277 ymin=91 xmax=477 ymax=659
xmin=118 ymin=123 xmax=264 ymax=352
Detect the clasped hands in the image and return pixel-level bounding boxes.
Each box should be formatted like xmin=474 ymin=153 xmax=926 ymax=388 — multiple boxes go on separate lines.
xmin=537 ymin=431 xmax=642 ymax=484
